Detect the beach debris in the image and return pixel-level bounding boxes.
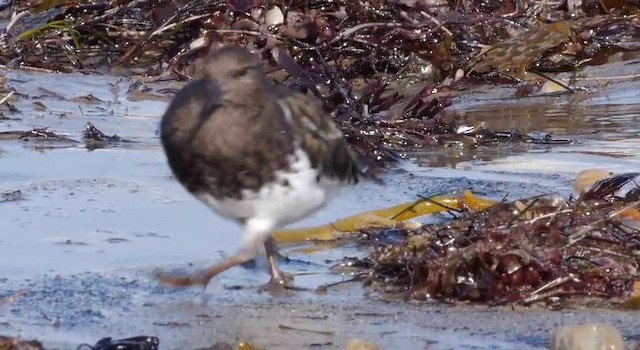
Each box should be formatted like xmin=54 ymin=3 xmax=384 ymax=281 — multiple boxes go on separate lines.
xmin=351 ymin=173 xmax=640 ymax=307
xmin=550 ymin=324 xmax=626 ymax=350
xmin=0 ymin=291 xmax=26 ymax=307
xmin=580 ymin=171 xmax=640 ymax=201
xmin=277 ymin=324 xmax=334 ymax=336
xmin=345 ymin=339 xmax=379 ymax=350
xmin=0 ymin=124 xmax=135 ymax=150
xmin=466 ymin=21 xmax=573 ymax=78
xmin=0 ymin=127 xmax=80 ymax=150
xmin=76 ymin=336 xmax=159 ymax=350
xmin=83 ymin=122 xmax=131 ymax=149
xmin=2 ymin=0 xmax=638 ymax=82
xmin=0 ymin=1 xmax=597 ymax=163
xmin=237 ymin=342 xmax=263 ymax=350
xmin=0 ymin=335 xmax=43 ymax=350
xmin=2 ymin=0 xmax=638 ymax=167
xmin=575 ymin=168 xmax=615 ymax=197
xmin=273 ymin=191 xmax=494 ymax=243
xmin=0 ymin=190 xmax=23 ymax=203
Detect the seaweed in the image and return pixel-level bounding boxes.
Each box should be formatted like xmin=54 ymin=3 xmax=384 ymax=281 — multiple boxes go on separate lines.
xmin=77 ymin=336 xmax=159 ymax=350
xmin=0 ymin=127 xmax=78 ymax=144
xmin=2 ymin=0 xmax=637 ymax=79
xmin=0 ymin=335 xmax=43 ymax=350
xmin=359 ymin=177 xmax=640 ymax=307
xmin=6 ymin=1 xmax=630 ymax=162
xmin=0 ymin=124 xmax=132 ymax=150
xmin=83 ymin=122 xmax=132 ymax=150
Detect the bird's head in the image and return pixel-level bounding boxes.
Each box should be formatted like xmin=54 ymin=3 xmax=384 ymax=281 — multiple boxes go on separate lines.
xmin=204 ymin=46 xmax=265 ymax=96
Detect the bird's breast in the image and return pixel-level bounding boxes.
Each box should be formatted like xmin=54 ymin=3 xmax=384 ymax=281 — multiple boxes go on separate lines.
xmin=195 ymin=147 xmax=344 ymax=228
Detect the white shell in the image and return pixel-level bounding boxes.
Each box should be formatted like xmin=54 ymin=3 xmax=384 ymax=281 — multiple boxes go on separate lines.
xmin=264 ymin=6 xmax=285 ymax=27
xmin=189 ymin=35 xmax=208 ymax=51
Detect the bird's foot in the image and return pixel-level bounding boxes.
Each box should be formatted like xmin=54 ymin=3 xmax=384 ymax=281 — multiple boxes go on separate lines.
xmin=258 ymin=272 xmax=301 ymax=295
xmin=155 ymin=270 xmax=210 ymax=288
xmin=155 ymin=254 xmax=252 ymax=288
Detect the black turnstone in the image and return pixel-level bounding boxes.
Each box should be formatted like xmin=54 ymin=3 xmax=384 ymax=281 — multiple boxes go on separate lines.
xmin=157 ymin=45 xmax=379 ymax=290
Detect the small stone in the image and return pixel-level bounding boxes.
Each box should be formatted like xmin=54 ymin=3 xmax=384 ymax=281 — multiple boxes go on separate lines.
xmin=454 ymin=68 xmax=465 ymax=81
xmin=550 ymin=323 xmax=626 ymax=350
xmin=345 ymin=339 xmax=379 ymax=350
xmin=264 ymin=6 xmax=284 ymax=26
xmin=538 ymin=80 xmax=570 ymax=95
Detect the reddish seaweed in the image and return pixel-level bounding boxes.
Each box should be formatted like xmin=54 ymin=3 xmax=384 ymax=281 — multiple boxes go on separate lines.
xmin=0 ymin=1 xmax=629 ymax=162
xmin=2 ymin=0 xmax=638 ymax=79
xmin=359 ymin=175 xmax=640 ymax=307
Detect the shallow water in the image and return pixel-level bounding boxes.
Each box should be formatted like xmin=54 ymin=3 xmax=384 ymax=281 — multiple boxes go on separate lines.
xmin=0 ymin=69 xmax=574 ymax=281
xmin=1 ymin=62 xmax=640 ymax=349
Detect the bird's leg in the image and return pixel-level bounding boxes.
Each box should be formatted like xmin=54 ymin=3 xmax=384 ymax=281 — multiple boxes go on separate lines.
xmin=264 ymin=236 xmax=293 ymax=287
xmin=156 ymin=232 xmax=263 ymax=288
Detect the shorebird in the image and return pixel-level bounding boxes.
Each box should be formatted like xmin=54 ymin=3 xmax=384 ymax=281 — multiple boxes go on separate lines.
xmin=157 ymin=45 xmax=379 ymax=291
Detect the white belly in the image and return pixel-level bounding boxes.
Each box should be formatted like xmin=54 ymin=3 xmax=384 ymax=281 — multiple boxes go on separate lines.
xmin=196 ymin=148 xmax=343 ymax=230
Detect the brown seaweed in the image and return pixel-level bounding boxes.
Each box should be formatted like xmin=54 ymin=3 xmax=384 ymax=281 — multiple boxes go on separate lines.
xmin=83 ymin=122 xmax=132 ymax=150
xmin=5 ymin=1 xmax=625 ymax=163
xmin=359 ymin=185 xmax=640 ymax=307
xmin=0 ymin=124 xmax=133 ymax=150
xmin=0 ymin=335 xmax=43 ymax=350
xmin=0 ymin=127 xmax=78 ymax=144
xmin=2 ymin=0 xmax=637 ymax=80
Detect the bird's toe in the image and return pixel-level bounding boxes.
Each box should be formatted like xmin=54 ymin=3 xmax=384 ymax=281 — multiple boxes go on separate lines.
xmin=271 ymin=271 xmax=294 ymax=287
xmin=155 ymin=270 xmax=209 ymax=288
xmin=259 ymin=272 xmax=305 ymax=296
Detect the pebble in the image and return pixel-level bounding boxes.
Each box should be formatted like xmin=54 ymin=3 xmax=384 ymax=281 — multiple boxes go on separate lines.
xmin=264 ymin=6 xmax=284 ymax=26
xmin=550 ymin=323 xmax=626 ymax=350
xmin=345 ymin=338 xmax=379 ymax=350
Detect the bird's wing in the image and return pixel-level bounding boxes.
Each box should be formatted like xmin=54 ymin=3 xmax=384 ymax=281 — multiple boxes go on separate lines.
xmin=274 ymin=87 xmax=371 ymax=184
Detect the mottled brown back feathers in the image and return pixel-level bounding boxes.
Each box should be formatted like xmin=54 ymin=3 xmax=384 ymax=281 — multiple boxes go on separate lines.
xmin=160 ymin=46 xmax=370 ymax=201
xmin=273 ymin=85 xmax=361 ymax=185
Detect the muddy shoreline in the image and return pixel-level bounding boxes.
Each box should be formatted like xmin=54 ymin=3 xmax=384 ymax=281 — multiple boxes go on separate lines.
xmin=3 ymin=268 xmax=640 ymax=350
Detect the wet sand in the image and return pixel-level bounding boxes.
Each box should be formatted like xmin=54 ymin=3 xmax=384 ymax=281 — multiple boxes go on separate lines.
xmin=3 ymin=268 xmax=640 ymax=349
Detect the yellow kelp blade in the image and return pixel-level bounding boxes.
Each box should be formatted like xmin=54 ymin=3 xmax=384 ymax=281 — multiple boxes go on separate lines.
xmin=272 ymin=190 xmax=496 ymax=244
